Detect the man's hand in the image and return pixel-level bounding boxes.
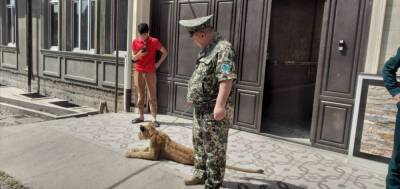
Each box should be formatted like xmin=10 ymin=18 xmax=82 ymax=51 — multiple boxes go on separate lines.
xmin=138 ymin=50 xmax=147 ymax=57
xmin=134 ymin=50 xmax=146 ymax=60
xmin=394 ymin=94 xmax=400 ymax=102
xmin=213 ymin=80 xmax=233 ymax=121
xmin=213 ymin=105 xmax=226 ymax=120
xmin=156 ymin=46 xmax=168 ymax=69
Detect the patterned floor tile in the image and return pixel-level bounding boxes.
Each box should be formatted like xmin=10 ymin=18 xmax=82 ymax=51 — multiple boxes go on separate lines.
xmin=42 ymin=113 xmax=386 ymax=189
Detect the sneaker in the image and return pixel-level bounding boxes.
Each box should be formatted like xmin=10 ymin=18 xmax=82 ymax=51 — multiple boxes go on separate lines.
xmin=131 ymin=118 xmax=144 ymax=124
xmin=152 ymin=121 xmax=160 ymax=127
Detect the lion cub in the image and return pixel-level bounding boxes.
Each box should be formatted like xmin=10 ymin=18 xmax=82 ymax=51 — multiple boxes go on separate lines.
xmin=126 ymin=122 xmax=264 ymax=174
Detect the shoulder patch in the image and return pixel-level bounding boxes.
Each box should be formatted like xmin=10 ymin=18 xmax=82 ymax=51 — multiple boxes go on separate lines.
xmin=222 ymin=63 xmax=231 ymax=74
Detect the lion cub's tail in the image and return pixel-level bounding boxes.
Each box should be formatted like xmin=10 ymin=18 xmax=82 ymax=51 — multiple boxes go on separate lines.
xmin=226 ymin=165 xmax=264 ymax=174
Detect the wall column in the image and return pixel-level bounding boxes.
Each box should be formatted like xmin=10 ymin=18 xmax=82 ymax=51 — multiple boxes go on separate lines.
xmin=364 ymin=0 xmax=387 ymax=74
xmin=348 ymin=0 xmax=388 ymax=160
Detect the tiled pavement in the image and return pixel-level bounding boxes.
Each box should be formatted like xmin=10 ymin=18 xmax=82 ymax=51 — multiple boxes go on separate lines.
xmin=36 ymin=113 xmax=386 ymax=189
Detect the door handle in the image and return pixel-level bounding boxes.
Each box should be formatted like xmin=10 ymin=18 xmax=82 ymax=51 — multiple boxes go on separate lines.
xmin=338 ymin=40 xmax=345 ymax=52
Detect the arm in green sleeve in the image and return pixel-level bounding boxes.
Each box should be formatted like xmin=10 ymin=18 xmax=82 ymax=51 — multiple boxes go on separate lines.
xmin=382 ymin=48 xmax=400 ymax=97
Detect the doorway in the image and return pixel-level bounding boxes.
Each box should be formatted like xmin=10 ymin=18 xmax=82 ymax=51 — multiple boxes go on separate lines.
xmin=261 ymin=0 xmax=324 ymax=144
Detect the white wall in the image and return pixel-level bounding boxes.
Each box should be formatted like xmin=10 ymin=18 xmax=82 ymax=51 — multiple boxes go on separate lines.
xmin=132 ymin=0 xmax=151 ymax=38
xmin=364 ymin=0 xmax=400 ymax=75
xmin=378 ymin=0 xmax=400 ymax=73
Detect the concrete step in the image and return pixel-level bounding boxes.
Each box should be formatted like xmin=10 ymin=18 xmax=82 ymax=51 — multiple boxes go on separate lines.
xmin=0 ymin=87 xmax=98 ymax=119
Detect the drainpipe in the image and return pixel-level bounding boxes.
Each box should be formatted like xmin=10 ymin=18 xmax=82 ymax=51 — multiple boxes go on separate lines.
xmin=27 ymin=0 xmax=32 ymax=92
xmin=124 ymin=0 xmax=134 ymax=112
xmin=36 ymin=14 xmax=40 ymax=94
xmin=114 ymin=0 xmax=120 ymax=112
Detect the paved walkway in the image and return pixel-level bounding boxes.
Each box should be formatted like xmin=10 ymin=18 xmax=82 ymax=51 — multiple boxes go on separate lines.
xmin=0 ymin=113 xmax=387 ymax=189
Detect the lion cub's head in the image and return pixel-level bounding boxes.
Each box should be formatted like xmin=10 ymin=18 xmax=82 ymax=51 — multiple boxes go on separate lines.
xmin=138 ymin=122 xmax=158 ymax=140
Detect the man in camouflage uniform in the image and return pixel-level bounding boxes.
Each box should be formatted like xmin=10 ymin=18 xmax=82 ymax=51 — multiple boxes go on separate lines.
xmin=179 ymin=15 xmax=237 ymax=188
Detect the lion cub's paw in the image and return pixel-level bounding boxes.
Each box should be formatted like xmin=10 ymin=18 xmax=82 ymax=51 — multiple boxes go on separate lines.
xmin=125 ymin=148 xmax=139 ymax=158
xmin=125 ymin=151 xmax=132 ymax=158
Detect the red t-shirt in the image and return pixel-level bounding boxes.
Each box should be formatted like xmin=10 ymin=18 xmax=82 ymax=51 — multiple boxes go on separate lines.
xmin=132 ymin=37 xmax=162 ymax=72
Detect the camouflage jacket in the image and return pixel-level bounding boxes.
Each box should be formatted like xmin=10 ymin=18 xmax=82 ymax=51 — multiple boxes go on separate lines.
xmin=187 ymin=34 xmax=237 ymax=105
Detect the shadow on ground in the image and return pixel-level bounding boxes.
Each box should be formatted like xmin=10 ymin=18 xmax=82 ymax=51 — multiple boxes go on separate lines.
xmin=159 ymin=121 xmax=192 ymax=128
xmin=223 ymin=180 xmax=306 ymax=189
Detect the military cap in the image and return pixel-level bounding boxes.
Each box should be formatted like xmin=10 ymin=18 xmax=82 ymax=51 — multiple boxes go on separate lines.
xmin=179 ymin=14 xmax=213 ymax=35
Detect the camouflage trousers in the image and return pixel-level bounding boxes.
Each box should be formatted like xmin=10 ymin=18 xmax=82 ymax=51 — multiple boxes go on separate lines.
xmin=192 ymin=105 xmax=233 ymax=189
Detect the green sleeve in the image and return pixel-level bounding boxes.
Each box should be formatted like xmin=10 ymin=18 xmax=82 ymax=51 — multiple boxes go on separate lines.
xmin=215 ymin=48 xmax=237 ymax=83
xmin=382 ymin=48 xmax=400 ymax=97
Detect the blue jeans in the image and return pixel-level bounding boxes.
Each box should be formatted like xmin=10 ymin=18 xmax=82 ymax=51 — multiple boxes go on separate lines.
xmin=387 ymin=105 xmax=400 ymax=189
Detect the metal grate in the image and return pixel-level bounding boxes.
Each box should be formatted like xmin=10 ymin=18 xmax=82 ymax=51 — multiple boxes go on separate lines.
xmin=20 ymin=92 xmax=47 ymax=99
xmin=50 ymin=101 xmax=80 ymax=108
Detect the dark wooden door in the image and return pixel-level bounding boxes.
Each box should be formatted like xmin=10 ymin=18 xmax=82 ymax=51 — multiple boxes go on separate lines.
xmin=151 ymin=0 xmax=270 ymax=131
xmin=152 ymin=0 xmax=214 ymax=117
xmin=232 ymin=0 xmax=271 ymax=131
xmin=172 ymin=0 xmax=210 ymax=116
xmin=310 ymin=0 xmax=370 ymax=153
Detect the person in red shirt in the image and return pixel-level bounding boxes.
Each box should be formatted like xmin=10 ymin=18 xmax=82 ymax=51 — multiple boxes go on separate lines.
xmin=131 ymin=23 xmax=168 ymax=127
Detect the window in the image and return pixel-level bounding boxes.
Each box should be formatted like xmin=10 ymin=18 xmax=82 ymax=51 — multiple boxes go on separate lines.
xmin=72 ymin=0 xmax=96 ymax=51
xmin=49 ymin=0 xmax=59 ymax=49
xmin=111 ymin=0 xmax=128 ymax=52
xmin=5 ymin=0 xmax=16 ymax=46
